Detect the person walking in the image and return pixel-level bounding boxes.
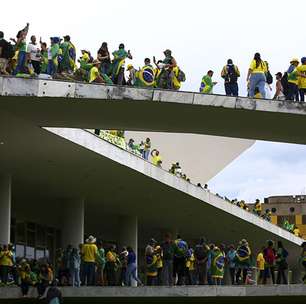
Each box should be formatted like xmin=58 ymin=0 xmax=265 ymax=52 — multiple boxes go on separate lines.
xmin=247 ymin=53 xmax=267 ymax=98
xmin=221 ymin=59 xmax=240 ymax=96
xmin=126 ymin=246 xmax=142 ymax=286
xmin=276 ymin=241 xmax=288 ymax=284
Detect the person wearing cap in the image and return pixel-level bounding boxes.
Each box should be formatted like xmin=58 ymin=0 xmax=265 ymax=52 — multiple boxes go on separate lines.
xmin=297 ymin=57 xmax=306 ymax=102
xmin=89 ymin=59 xmax=104 ymax=84
xmin=221 ymin=59 xmax=240 ymax=96
xmin=126 ymin=64 xmax=137 ymax=86
xmin=286 ymin=58 xmax=300 ymax=101
xmin=111 ymin=43 xmax=132 ymax=85
xmin=273 ymin=72 xmax=285 ymax=100
xmin=59 ymin=35 xmax=76 ymax=74
xmin=81 ymin=236 xmax=98 ymax=286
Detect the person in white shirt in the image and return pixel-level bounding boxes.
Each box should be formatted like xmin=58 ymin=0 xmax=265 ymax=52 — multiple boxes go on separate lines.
xmin=27 ymin=35 xmax=41 ymax=74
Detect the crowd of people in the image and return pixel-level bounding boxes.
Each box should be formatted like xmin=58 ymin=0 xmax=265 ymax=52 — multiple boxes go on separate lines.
xmin=0 ymin=24 xmax=186 ymax=91
xmin=1 ymin=25 xmax=306 ymax=100
xmin=1 ymin=236 xmax=306 ymax=297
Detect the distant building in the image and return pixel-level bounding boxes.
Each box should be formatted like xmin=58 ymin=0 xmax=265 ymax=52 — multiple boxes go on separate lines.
xmin=260 ymin=195 xmax=306 ymax=239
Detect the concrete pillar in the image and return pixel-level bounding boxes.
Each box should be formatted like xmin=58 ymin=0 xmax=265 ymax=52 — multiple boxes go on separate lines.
xmin=62 ymin=198 xmax=84 ymax=248
xmin=0 ymin=175 xmax=11 ymax=245
xmin=119 ymin=216 xmax=138 ymax=286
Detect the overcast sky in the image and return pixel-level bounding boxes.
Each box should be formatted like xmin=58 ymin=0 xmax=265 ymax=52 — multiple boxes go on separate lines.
xmin=1 ymin=0 xmax=306 ymax=201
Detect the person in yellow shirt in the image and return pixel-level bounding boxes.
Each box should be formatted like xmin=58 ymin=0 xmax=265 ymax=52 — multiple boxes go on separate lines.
xmin=81 ymin=235 xmax=98 ymax=286
xmin=256 ymin=247 xmax=265 ymax=285
xmin=0 ymin=245 xmax=13 ymax=285
xmin=254 ymin=199 xmax=262 ymax=216
xmin=247 ymin=53 xmax=267 ymax=99
xmin=151 ymin=149 xmax=162 ymax=167
xmin=155 ymin=246 xmax=163 ymax=285
xmin=293 ymin=225 xmax=300 ymax=237
xmin=106 ymin=245 xmax=119 ymax=286
xmin=297 ymin=57 xmax=306 ymax=102
xmin=89 ymin=59 xmax=104 ymax=83
xmin=146 ymin=252 xmax=158 ymax=286
xmin=186 ymin=248 xmax=196 ymax=285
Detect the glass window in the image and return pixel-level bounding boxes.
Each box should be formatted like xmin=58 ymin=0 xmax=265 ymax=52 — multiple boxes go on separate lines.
xmin=25 ymin=247 xmax=35 ymax=260
xmin=37 ymin=225 xmax=46 ymax=247
xmin=36 ymin=249 xmax=45 ymax=260
xmin=16 ymin=222 xmax=26 ymax=243
xmin=27 ymin=231 xmax=35 ymax=247
xmin=16 ymin=244 xmax=25 ymax=258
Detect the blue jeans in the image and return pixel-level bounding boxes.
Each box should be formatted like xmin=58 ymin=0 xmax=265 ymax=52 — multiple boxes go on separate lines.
xmin=225 ymin=82 xmax=239 ymax=96
xmin=82 ymin=262 xmax=95 ymax=286
xmin=126 ymin=263 xmax=142 ymax=286
xmin=249 ymin=73 xmax=266 ymax=98
xmin=70 ymin=267 xmax=80 ymax=287
xmin=142 ymin=150 xmax=150 ymax=160
xmin=47 ymin=59 xmax=57 ymax=76
xmin=14 ymin=51 xmax=27 ymax=75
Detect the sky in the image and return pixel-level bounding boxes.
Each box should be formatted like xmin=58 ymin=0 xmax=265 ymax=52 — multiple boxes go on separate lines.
xmin=1 ymin=0 xmax=306 ymax=201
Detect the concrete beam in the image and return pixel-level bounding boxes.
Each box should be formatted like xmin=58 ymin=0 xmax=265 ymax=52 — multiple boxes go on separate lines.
xmin=2 ymin=77 xmax=306 ymax=144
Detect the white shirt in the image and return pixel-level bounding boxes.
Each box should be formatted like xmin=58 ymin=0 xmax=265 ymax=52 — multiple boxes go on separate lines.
xmin=27 ymin=42 xmax=41 ymax=62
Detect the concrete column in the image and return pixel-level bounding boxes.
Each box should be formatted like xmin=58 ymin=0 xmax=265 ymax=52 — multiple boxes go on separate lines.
xmin=0 ymin=175 xmax=11 ymax=245
xmin=62 ymin=198 xmax=84 ymax=248
xmin=119 ymin=216 xmax=138 ymax=286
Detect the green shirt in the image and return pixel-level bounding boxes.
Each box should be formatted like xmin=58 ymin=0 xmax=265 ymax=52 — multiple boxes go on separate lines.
xmin=19 ymin=40 xmax=27 ymax=52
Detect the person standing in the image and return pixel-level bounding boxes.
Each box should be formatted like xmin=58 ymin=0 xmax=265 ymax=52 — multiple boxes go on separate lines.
xmin=226 ymin=245 xmax=236 ymax=285
xmin=96 ymin=242 xmax=106 ymax=286
xmin=14 ymin=23 xmax=30 ymax=75
xmin=161 ymin=233 xmax=175 ymax=286
xmin=200 ymin=70 xmax=217 ymax=94
xmin=143 ymin=138 xmax=151 ymax=160
xmin=221 ymin=59 xmax=240 ymax=96
xmin=297 ymin=57 xmax=306 ymax=102
xmin=27 ymin=35 xmax=41 ymax=75
xmin=173 ymin=235 xmax=188 ymax=285
xmin=276 ymin=241 xmax=288 ymax=284
xmin=146 ymin=249 xmax=158 ymax=286
xmin=97 ymin=42 xmax=111 ymax=75
xmin=69 ymin=248 xmax=81 ymax=287
xmin=235 ymin=239 xmax=251 ymax=285
xmin=81 ymin=236 xmax=98 ymax=286
xmin=210 ymin=246 xmax=225 ymax=285
xmin=59 ymin=35 xmax=76 ymax=74
xmin=286 ymin=58 xmax=300 ymax=101
xmin=273 ymin=72 xmax=285 ymax=100
xmin=126 ymin=246 xmax=142 ymax=286
xmin=105 ymin=245 xmax=119 ymax=286
xmin=263 ymin=240 xmax=276 ymax=285
xmin=0 ymin=245 xmax=13 ymax=285
xmin=0 ymin=31 xmax=12 ymax=75
xmin=247 ymin=53 xmax=267 ymax=98
xmin=194 ymin=238 xmax=209 ymax=285
xmin=256 ymin=247 xmax=265 ymax=285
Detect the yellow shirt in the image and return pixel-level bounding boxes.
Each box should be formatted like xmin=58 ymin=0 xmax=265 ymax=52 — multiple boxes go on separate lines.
xmin=89 ymin=66 xmax=99 ymax=83
xmin=256 ymin=253 xmax=265 ymax=270
xmin=297 ymin=65 xmax=306 ymax=89
xmin=106 ymin=251 xmax=117 ymax=263
xmin=0 ymin=250 xmax=13 ymax=266
xmin=152 ymin=155 xmax=162 ymax=166
xmin=82 ymin=243 xmax=98 ymax=263
xmin=250 ymin=60 xmax=267 ymax=74
xmin=293 ymin=228 xmax=300 ymax=236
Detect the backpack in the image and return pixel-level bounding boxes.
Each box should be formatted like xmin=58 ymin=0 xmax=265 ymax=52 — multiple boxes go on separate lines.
xmin=281 ymin=72 xmax=289 ymax=96
xmin=177 ymin=69 xmax=186 ymax=82
xmin=194 ymin=244 xmax=207 ymax=261
xmin=2 ymin=41 xmax=15 ymax=59
xmin=176 ymin=239 xmax=188 ymax=257
xmin=227 ymin=65 xmax=238 ymax=83
xmin=266 ymin=70 xmax=273 ymax=85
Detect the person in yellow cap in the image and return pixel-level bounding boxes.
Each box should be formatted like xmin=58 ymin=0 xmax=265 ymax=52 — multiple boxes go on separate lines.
xmin=126 ymin=64 xmax=137 ymax=86
xmin=297 ymin=57 xmax=306 ymax=102
xmin=286 ymin=58 xmax=300 ymax=101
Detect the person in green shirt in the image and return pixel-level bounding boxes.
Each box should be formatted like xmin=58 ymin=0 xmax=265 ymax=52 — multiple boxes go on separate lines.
xmin=96 ymin=242 xmax=106 ymax=286
xmin=39 ymin=40 xmax=48 ymax=74
xmin=200 ymin=70 xmax=217 ymax=94
xmin=14 ymin=23 xmax=29 ymax=75
xmin=47 ymin=37 xmax=61 ymax=76
xmin=111 ymin=43 xmax=132 ymax=85
xmin=59 ymin=35 xmax=76 ymax=74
